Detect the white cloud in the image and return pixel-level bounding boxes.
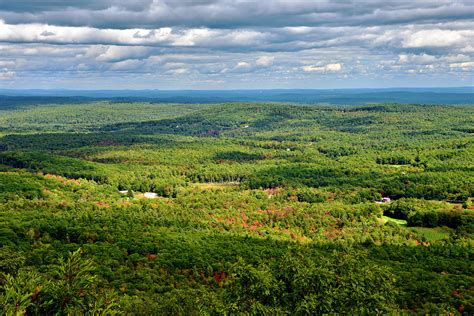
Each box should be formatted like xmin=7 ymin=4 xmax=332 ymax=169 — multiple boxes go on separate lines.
xmin=0 ymin=1 xmax=473 ymax=89
xmin=303 ymin=63 xmax=342 ymax=72
xmin=402 ymin=29 xmax=468 ymax=48
xmin=0 ymin=20 xmax=268 ymax=50
xmin=96 ymin=46 xmax=152 ymax=62
xmin=398 ymin=54 xmax=437 ymax=64
xmin=173 ymin=29 xmax=214 ymax=46
xmin=109 ymin=59 xmax=145 ymax=70
xmin=236 ymin=62 xmax=251 ymax=69
xmin=0 ymin=20 xmax=175 ymax=46
xmin=444 ymin=54 xmax=471 ymax=63
xmin=0 ymin=68 xmax=15 ymax=79
xmin=256 ymin=56 xmax=274 ymax=66
xmin=449 ymin=61 xmax=474 ymax=69
xmin=166 ymin=67 xmax=189 ymax=75
xmin=0 ymin=60 xmax=15 ymax=67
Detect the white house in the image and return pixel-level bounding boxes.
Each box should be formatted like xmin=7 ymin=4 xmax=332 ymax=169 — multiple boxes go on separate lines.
xmin=144 ymin=192 xmax=158 ymax=199
xmin=376 ymin=197 xmax=391 ymax=204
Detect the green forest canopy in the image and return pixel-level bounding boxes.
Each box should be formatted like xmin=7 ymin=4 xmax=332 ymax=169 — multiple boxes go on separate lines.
xmin=0 ymin=101 xmax=473 ymax=314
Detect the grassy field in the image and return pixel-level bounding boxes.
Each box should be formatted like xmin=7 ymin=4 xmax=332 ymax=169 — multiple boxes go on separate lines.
xmin=382 ymin=215 xmax=408 ymax=226
xmin=409 ymin=226 xmax=452 ymax=242
xmin=382 ymin=215 xmax=453 ymax=241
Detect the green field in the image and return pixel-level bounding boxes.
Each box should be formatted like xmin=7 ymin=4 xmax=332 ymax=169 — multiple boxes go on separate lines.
xmin=409 ymin=226 xmax=452 ymax=242
xmin=382 ymin=215 xmax=408 ymax=226
xmin=381 ymin=215 xmax=453 ymax=241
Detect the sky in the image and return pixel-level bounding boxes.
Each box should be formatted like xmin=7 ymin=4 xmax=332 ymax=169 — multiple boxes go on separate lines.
xmin=0 ymin=0 xmax=473 ymax=90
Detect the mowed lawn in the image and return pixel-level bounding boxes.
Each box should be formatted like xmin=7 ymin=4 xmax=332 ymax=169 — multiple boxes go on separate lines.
xmin=382 ymin=215 xmax=452 ymax=241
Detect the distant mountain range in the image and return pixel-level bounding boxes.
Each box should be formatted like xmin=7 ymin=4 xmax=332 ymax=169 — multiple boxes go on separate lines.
xmin=0 ymin=87 xmax=472 ymax=105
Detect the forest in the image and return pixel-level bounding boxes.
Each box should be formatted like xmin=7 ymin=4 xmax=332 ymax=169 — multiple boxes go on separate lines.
xmin=0 ymin=100 xmax=472 ymax=314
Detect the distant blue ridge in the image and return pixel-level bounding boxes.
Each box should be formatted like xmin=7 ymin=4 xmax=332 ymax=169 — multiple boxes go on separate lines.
xmin=0 ymin=87 xmax=472 ymax=105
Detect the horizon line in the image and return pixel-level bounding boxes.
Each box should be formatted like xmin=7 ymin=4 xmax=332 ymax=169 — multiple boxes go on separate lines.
xmin=1 ymin=86 xmax=473 ymax=92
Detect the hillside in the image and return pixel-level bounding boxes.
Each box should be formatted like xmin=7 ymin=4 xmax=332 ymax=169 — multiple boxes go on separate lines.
xmin=0 ymin=101 xmax=473 ymax=314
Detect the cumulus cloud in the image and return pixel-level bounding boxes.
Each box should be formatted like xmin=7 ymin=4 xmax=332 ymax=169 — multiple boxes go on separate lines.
xmin=0 ymin=20 xmax=271 ymax=50
xmin=109 ymin=59 xmax=145 ymax=70
xmin=256 ymin=56 xmax=274 ymax=66
xmin=449 ymin=61 xmax=474 ymax=69
xmin=402 ymin=29 xmax=469 ymax=48
xmin=236 ymin=62 xmax=251 ymax=69
xmin=0 ymin=68 xmax=15 ymax=79
xmin=96 ymin=46 xmax=152 ymax=62
xmin=0 ymin=20 xmax=175 ymax=46
xmin=398 ymin=54 xmax=437 ymax=64
xmin=0 ymin=60 xmax=15 ymax=67
xmin=0 ymin=1 xmax=472 ymax=88
xmin=303 ymin=63 xmax=342 ymax=73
